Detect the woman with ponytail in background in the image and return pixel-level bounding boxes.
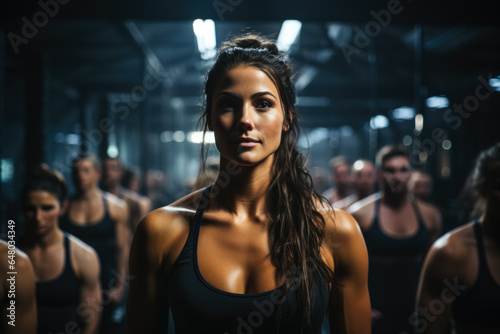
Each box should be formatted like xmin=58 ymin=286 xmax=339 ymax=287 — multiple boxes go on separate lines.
xmin=127 ymin=35 xmax=371 ymax=334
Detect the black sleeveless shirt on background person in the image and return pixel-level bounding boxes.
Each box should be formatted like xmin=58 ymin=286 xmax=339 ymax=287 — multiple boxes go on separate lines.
xmin=167 ymin=186 xmax=330 ymax=334
xmin=452 ymin=221 xmax=500 ymax=330
xmin=60 ymin=193 xmax=117 ymax=290
xmin=36 ymin=232 xmax=80 ymax=334
xmin=363 ymin=197 xmax=430 ymax=334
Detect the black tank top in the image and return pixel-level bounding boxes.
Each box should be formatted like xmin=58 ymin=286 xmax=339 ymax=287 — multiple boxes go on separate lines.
xmin=364 ymin=196 xmax=429 ymax=258
xmin=36 ymin=232 xmax=79 ymax=334
xmin=167 ymin=186 xmax=330 ymax=334
xmin=60 ymin=193 xmax=117 ymax=290
xmin=452 ymin=221 xmax=500 ymax=329
xmin=363 ymin=196 xmax=429 ymax=334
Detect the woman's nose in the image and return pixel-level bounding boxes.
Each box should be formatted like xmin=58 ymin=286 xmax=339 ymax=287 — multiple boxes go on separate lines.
xmin=238 ymin=103 xmax=254 ymax=131
xmin=36 ymin=208 xmax=43 ymax=221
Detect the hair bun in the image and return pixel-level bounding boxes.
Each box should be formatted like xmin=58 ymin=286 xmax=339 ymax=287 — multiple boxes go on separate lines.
xmin=223 ymin=35 xmax=280 ymax=55
xmin=234 ymin=37 xmax=263 ymax=49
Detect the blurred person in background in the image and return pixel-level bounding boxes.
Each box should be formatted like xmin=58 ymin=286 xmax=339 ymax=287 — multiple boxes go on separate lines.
xmin=349 ymin=144 xmax=441 ymax=334
xmin=193 ymin=155 xmax=220 ymax=190
xmin=60 ymin=155 xmax=129 ymax=334
xmin=417 ymin=142 xmax=500 ymax=334
xmin=322 ymin=156 xmax=353 ymax=204
xmin=145 ymin=169 xmax=173 ymax=210
xmin=409 ymin=170 xmax=433 ymax=202
xmin=310 ymin=166 xmax=329 ymax=194
xmin=19 ymin=165 xmax=101 ymax=334
xmin=101 ymin=156 xmax=145 ymax=331
xmin=0 ymin=240 xmax=37 ymax=334
xmin=121 ymin=166 xmax=152 ymax=219
xmin=101 ymin=157 xmax=143 ymax=232
xmin=335 ymin=159 xmax=376 ymax=209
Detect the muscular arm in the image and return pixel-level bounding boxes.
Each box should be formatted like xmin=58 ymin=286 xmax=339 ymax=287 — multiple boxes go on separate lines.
xmin=126 ymin=213 xmax=170 ymax=333
xmin=73 ymin=239 xmax=102 ymax=334
xmin=416 ymin=235 xmax=465 ymax=334
xmin=3 ymin=249 xmax=37 ymax=334
xmin=110 ymin=198 xmax=131 ymax=302
xmin=326 ymin=210 xmax=371 ymax=334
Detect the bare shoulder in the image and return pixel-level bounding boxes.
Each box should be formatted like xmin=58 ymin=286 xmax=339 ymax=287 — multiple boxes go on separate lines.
xmin=321 ymin=207 xmax=365 ymax=255
xmin=424 ymin=223 xmax=475 ymax=275
xmin=0 ymin=241 xmax=35 ymax=290
xmin=140 ymin=187 xmax=204 ymax=230
xmin=320 ymin=206 xmax=368 ymax=281
xmin=67 ymin=235 xmax=99 ymax=275
xmin=324 ymin=209 xmax=362 ymax=241
xmin=103 ymin=191 xmax=128 ymax=211
xmin=133 ymin=189 xmax=205 ymax=263
xmin=0 ymin=241 xmax=32 ymax=272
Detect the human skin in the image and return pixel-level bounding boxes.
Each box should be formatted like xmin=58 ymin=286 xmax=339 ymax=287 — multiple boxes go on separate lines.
xmin=22 ymin=190 xmax=102 ymax=334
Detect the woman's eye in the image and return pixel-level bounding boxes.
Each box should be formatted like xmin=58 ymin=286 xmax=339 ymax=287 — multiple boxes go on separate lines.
xmin=218 ymin=100 xmax=235 ymax=110
xmin=256 ymin=100 xmax=272 ymax=109
xmin=41 ymin=205 xmax=55 ymax=212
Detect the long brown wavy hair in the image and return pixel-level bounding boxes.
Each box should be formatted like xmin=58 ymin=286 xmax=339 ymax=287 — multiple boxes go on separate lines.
xmin=198 ymin=34 xmax=335 ymax=331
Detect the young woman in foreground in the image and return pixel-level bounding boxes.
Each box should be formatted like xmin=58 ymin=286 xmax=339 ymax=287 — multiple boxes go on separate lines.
xmin=127 ymin=35 xmax=371 ymax=334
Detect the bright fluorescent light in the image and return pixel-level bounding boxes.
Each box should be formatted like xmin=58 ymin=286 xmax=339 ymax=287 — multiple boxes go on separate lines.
xmin=173 ymin=131 xmax=185 ymax=142
xmin=193 ymin=19 xmax=205 ymax=53
xmin=276 ymin=20 xmax=302 ymax=52
xmin=426 ymin=95 xmax=449 ymax=109
xmin=370 ymin=115 xmax=389 ymax=129
xmin=203 ymin=20 xmax=216 ymax=50
xmin=489 ymin=76 xmax=500 ymax=91
xmin=193 ymin=19 xmax=216 ymax=58
xmin=107 ymin=145 xmax=119 ymax=158
xmin=415 ymin=114 xmax=424 ymax=131
xmin=295 ymin=66 xmax=318 ymax=92
xmin=389 ymin=106 xmax=416 ymax=120
xmin=187 ymin=131 xmax=215 ymax=144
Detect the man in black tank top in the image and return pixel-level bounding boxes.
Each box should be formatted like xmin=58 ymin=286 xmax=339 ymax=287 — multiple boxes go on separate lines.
xmin=60 ymin=155 xmax=130 ymax=334
xmin=20 ymin=165 xmax=101 ymax=334
xmin=349 ymin=145 xmax=441 ymax=334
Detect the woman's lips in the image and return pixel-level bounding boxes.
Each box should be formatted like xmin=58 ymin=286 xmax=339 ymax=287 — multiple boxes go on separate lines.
xmin=235 ymin=137 xmax=259 ymax=148
xmin=238 ymin=141 xmax=258 ymax=148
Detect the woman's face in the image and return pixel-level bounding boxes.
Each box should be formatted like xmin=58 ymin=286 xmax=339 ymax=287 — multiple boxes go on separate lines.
xmin=210 ymin=65 xmax=286 ymax=166
xmin=24 ymin=191 xmax=62 ymax=236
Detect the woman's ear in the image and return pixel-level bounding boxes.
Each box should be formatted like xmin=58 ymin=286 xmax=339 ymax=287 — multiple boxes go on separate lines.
xmin=60 ymin=200 xmax=68 ymax=216
xmin=283 ymin=110 xmax=292 ymax=132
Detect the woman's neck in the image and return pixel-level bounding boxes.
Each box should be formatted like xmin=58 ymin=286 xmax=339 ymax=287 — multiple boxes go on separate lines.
xmin=76 ymin=185 xmax=101 ymax=200
xmin=25 ymin=228 xmax=63 ymax=249
xmin=212 ymin=156 xmax=274 ymax=218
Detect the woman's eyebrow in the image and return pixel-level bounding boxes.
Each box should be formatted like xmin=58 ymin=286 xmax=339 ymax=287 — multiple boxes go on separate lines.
xmin=216 ymin=91 xmax=239 ymax=99
xmin=215 ymin=91 xmax=278 ymax=100
xmin=251 ymin=91 xmax=277 ymax=100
